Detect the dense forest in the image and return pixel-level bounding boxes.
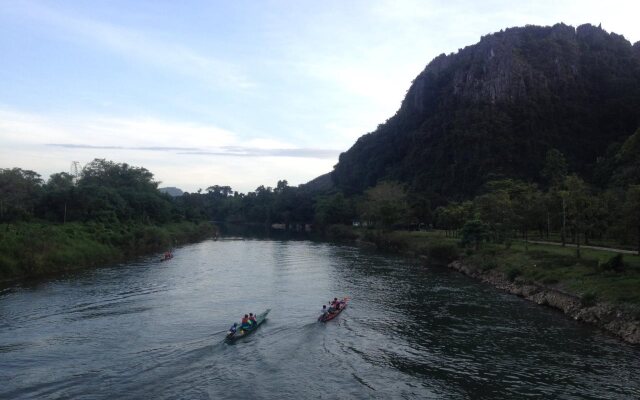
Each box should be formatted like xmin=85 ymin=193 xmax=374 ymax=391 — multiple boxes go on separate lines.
xmin=1 ymin=159 xmax=181 ymax=224
xmin=0 ymin=159 xmax=216 ymax=279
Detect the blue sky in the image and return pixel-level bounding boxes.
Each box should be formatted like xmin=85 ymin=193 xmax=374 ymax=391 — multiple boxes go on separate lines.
xmin=1 ymin=1 xmax=639 ymax=192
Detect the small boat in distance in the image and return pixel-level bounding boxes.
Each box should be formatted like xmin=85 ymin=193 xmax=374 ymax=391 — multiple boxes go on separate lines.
xmin=226 ymin=309 xmax=271 ymax=342
xmin=319 ymin=297 xmax=349 ymax=322
xmin=160 ymin=251 xmax=173 ymax=262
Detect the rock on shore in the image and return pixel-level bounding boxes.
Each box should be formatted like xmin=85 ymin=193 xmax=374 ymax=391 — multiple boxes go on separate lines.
xmin=448 ymin=260 xmax=640 ymax=344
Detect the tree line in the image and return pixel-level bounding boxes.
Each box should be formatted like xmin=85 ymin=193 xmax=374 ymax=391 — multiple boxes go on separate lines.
xmin=434 ymin=148 xmax=640 ymax=256
xmin=2 ymin=137 xmax=639 ymax=256
xmin=1 ymin=159 xmax=175 ymax=224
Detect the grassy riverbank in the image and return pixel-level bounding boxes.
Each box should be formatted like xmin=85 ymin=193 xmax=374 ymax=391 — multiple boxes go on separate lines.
xmin=327 ymin=226 xmax=640 ymax=307
xmin=0 ymin=221 xmax=216 ymax=281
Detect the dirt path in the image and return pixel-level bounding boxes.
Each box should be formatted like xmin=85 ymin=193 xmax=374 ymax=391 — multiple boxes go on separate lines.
xmin=528 ymin=240 xmax=638 ymax=255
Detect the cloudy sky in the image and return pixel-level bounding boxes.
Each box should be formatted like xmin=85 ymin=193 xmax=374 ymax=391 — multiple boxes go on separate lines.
xmin=1 ymin=1 xmax=639 ymax=193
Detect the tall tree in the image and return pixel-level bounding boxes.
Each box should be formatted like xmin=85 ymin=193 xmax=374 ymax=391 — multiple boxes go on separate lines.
xmin=359 ymin=181 xmax=408 ymax=230
xmin=564 ymin=175 xmax=591 ymax=258
xmin=43 ymin=172 xmax=75 ymax=223
xmin=475 ymin=188 xmax=514 ymax=245
xmin=0 ymin=168 xmax=43 ymax=221
xmin=511 ymin=183 xmax=544 ymax=251
xmin=623 ymin=185 xmax=640 ymax=255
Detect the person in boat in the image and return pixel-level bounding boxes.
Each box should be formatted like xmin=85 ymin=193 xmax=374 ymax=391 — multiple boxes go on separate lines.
xmin=329 ymin=298 xmax=341 ymax=312
xmin=331 ymin=298 xmax=341 ymax=312
xmin=240 ymin=314 xmax=251 ymax=331
xmin=321 ymin=305 xmax=329 ymax=318
xmin=249 ymin=313 xmax=257 ymax=325
xmin=327 ymin=301 xmax=335 ymax=313
xmin=228 ymin=322 xmax=237 ymax=336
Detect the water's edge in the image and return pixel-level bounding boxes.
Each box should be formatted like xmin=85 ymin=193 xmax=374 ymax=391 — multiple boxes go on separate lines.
xmin=349 ymin=233 xmax=640 ymax=345
xmin=0 ymin=222 xmax=217 ymax=284
xmin=446 ymin=259 xmax=640 ymax=344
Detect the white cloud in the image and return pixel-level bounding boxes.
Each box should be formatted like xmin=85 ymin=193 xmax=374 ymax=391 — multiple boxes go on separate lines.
xmin=12 ymin=2 xmax=254 ymax=90
xmin=0 ymin=107 xmax=338 ymax=192
xmin=0 ymin=108 xmax=237 ymax=149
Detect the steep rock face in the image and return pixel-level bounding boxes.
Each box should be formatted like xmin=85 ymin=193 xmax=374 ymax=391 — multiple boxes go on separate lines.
xmin=332 ymin=24 xmax=640 ymax=198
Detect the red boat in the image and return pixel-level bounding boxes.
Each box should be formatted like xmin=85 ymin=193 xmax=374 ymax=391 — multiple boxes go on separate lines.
xmin=318 ymin=297 xmax=349 ymax=322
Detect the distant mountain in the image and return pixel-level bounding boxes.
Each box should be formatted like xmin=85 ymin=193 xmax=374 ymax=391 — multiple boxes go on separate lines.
xmin=298 ymin=172 xmax=334 ymax=194
xmin=159 ymin=187 xmax=184 ymax=197
xmin=331 ymin=24 xmax=640 ymax=199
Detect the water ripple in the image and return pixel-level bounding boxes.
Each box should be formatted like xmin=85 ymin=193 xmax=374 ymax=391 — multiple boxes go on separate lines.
xmin=1 ymin=239 xmax=639 ymax=399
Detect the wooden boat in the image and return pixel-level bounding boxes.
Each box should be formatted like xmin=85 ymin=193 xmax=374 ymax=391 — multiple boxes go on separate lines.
xmin=318 ymin=297 xmax=349 ymax=322
xmin=226 ymin=309 xmax=270 ymax=341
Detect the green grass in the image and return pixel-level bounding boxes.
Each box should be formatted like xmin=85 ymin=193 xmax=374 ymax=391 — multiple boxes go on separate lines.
xmin=465 ymin=241 xmax=640 ymax=305
xmin=0 ymin=221 xmax=216 ymax=281
xmin=528 ymin=232 xmax=637 ymax=252
xmin=343 ymin=227 xmax=640 ymax=307
xmin=314 ymin=225 xmax=640 ymax=307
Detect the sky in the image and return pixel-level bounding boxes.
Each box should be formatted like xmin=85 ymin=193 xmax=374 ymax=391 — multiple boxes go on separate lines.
xmin=1 ymin=0 xmax=639 ymax=193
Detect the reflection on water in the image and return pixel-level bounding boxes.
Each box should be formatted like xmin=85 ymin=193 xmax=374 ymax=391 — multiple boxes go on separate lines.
xmin=1 ymin=238 xmax=639 ymax=399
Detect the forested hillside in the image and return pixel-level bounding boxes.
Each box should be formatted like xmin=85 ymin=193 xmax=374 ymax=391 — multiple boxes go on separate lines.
xmin=332 ymin=24 xmax=640 ymax=199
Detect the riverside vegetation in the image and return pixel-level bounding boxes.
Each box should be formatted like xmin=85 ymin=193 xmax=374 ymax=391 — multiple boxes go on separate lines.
xmin=0 ymin=159 xmax=215 ymax=281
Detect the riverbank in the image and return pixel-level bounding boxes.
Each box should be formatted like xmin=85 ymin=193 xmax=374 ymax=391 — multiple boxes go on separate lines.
xmin=322 ymin=226 xmax=640 ymax=344
xmin=0 ymin=221 xmax=217 ymax=281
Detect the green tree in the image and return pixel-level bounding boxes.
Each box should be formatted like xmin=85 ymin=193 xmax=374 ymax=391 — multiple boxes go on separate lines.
xmin=0 ymin=168 xmax=43 ymax=221
xmin=475 ymin=188 xmax=514 ymax=244
xmin=622 ymin=185 xmax=640 ymax=255
xmin=460 ymin=219 xmax=488 ymax=250
xmin=612 ymin=128 xmax=640 ymax=186
xmin=76 ymin=159 xmax=171 ymax=223
xmin=314 ymin=192 xmax=354 ymax=226
xmin=564 ymin=175 xmax=591 ymax=258
xmin=359 ymin=181 xmax=408 ymax=230
xmin=511 ymin=183 xmax=544 ymax=251
xmin=43 ymin=172 xmax=75 ymax=223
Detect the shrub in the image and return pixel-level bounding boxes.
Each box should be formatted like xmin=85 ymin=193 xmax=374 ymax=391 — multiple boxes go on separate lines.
xmin=598 ymin=254 xmax=625 ymax=273
xmin=506 ymin=267 xmax=522 ymax=282
xmin=325 ymin=224 xmax=359 ymax=241
xmin=427 ymin=242 xmax=460 ymax=264
xmin=581 ymin=291 xmax=598 ymax=307
xmin=480 ymin=258 xmax=498 ymax=271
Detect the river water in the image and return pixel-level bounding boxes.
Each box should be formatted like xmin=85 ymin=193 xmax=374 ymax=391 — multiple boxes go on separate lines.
xmin=1 ymin=238 xmax=639 ymax=399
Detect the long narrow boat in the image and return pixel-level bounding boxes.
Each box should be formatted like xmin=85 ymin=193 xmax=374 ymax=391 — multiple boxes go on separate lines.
xmin=318 ymin=297 xmax=349 ymax=322
xmin=225 ymin=309 xmax=270 ymax=342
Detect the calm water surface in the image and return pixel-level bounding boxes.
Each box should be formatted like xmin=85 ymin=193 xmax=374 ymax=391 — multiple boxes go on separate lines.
xmin=1 ymin=238 xmax=639 ymax=399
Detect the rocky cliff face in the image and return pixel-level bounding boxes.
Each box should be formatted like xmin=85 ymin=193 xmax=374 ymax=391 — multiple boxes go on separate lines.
xmin=332 ymin=24 xmax=640 ymax=198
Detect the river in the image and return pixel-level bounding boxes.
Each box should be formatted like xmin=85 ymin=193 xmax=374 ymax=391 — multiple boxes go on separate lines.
xmin=1 ymin=238 xmax=639 ymax=399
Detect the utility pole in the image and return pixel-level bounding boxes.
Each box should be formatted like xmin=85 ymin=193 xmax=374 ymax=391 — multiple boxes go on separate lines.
xmin=66 ymin=161 xmax=81 ymax=224
xmin=70 ymin=161 xmax=81 ymax=185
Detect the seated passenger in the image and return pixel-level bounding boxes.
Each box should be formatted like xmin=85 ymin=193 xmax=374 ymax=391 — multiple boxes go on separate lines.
xmin=249 ymin=313 xmax=257 ymax=325
xmin=228 ymin=323 xmax=237 ymax=336
xmin=241 ymin=314 xmax=251 ymax=331
xmin=331 ymin=297 xmax=341 ymax=311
